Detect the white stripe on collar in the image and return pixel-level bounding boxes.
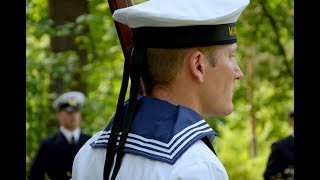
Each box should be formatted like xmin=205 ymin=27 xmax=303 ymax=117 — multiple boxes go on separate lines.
xmin=90 ymin=119 xmax=216 ymax=164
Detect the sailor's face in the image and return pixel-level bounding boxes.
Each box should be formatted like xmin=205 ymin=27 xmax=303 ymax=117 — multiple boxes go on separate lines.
xmin=57 ymin=110 xmax=82 ymax=131
xmin=202 ymin=43 xmax=243 ymax=117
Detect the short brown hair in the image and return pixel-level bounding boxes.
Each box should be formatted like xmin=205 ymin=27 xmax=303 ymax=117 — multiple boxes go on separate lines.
xmin=142 ymin=46 xmax=217 ymax=95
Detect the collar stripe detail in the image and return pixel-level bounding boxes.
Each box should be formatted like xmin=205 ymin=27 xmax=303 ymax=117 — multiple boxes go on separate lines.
xmin=92 ymin=119 xmax=209 ymax=148
xmin=94 ymin=124 xmax=212 ymax=153
xmin=90 ymin=119 xmax=216 ymax=164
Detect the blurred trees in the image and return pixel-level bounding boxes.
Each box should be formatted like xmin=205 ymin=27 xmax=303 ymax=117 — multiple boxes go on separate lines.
xmin=48 ymin=0 xmax=89 ymax=93
xmin=27 ymin=0 xmax=124 ymax=176
xmin=210 ymin=0 xmax=294 ymax=179
xmin=26 ymin=0 xmax=293 ymax=179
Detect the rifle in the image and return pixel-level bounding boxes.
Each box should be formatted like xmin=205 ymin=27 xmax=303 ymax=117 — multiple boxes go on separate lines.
xmin=104 ymin=1 xmax=137 ymax=180
xmin=108 ymin=0 xmax=144 ymax=95
xmin=108 ymin=0 xmax=134 ymax=55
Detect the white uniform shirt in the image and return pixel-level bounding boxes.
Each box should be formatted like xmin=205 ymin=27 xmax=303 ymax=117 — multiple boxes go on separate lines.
xmin=73 ymin=97 xmax=229 ymax=180
xmin=72 ymin=131 xmax=228 ymax=180
xmin=60 ymin=126 xmax=80 ymax=144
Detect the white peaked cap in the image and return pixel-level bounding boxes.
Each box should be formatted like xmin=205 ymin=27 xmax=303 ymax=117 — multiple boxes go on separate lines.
xmin=52 ymin=91 xmax=86 ymax=111
xmin=113 ymin=0 xmax=250 ymax=28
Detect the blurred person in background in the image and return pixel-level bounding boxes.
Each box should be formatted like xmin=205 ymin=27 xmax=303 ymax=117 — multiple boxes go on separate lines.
xmin=263 ymin=108 xmax=294 ymax=180
xmin=29 ymin=91 xmax=91 ymax=180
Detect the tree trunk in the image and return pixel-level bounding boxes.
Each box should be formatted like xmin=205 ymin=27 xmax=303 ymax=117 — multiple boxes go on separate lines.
xmin=48 ymin=0 xmax=88 ymax=94
xmin=247 ymin=51 xmax=257 ymax=158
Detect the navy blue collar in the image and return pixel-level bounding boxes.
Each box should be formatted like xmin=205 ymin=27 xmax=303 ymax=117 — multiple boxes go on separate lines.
xmin=91 ymin=97 xmax=217 ymax=164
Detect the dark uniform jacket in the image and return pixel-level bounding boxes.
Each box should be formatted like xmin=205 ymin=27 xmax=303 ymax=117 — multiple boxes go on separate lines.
xmin=29 ymin=130 xmax=91 ymax=180
xmin=263 ymin=135 xmax=294 ymax=180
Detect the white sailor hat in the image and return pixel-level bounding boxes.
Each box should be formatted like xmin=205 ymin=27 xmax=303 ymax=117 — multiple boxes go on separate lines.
xmin=52 ymin=91 xmax=86 ymax=112
xmin=113 ymin=0 xmax=250 ymax=47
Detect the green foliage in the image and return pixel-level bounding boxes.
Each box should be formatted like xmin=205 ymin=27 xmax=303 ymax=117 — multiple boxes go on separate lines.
xmin=214 ymin=124 xmax=269 ymax=180
xmin=215 ymin=80 xmax=293 ymax=179
xmin=26 ymin=0 xmax=125 ymax=176
xmin=26 ymin=0 xmax=293 ymax=179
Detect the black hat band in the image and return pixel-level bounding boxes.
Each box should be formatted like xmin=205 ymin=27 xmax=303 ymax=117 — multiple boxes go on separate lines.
xmin=58 ymin=103 xmax=80 ymax=111
xmin=132 ymin=23 xmax=237 ymax=48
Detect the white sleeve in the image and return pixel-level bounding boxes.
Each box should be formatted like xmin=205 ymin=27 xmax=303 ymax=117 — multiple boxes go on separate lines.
xmin=169 ymin=162 xmax=229 ymax=180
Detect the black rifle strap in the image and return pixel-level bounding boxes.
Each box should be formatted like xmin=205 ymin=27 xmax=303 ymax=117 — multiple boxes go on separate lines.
xmin=103 ymin=44 xmax=134 ymax=180
xmin=201 ymin=136 xmax=217 ymax=156
xmin=110 ymin=45 xmax=144 ymax=180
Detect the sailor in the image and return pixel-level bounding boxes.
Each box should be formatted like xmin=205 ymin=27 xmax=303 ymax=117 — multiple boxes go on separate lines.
xmin=72 ymin=0 xmax=250 ymax=179
xmin=29 ymin=91 xmax=91 ymax=180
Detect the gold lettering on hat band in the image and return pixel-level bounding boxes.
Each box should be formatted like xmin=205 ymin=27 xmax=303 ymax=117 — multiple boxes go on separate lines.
xmin=228 ymin=26 xmax=236 ymax=36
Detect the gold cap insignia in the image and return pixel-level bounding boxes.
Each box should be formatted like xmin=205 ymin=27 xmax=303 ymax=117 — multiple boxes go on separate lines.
xmin=68 ymin=97 xmax=78 ymax=106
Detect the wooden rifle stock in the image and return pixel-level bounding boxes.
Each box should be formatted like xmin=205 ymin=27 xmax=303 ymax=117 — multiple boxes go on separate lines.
xmin=108 ymin=0 xmax=134 ymax=54
xmin=108 ymin=0 xmax=144 ymax=95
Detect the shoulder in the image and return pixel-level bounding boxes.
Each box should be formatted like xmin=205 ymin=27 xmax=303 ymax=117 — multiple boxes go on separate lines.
xmin=72 ymin=131 xmax=106 ymax=180
xmin=34 ymin=133 xmax=63 ymax=152
xmin=272 ymin=135 xmax=292 ymax=148
xmin=169 ymin=140 xmax=228 ymax=179
xmin=40 ymin=132 xmax=61 ymax=144
xmin=176 ymin=140 xmax=222 ymax=165
xmin=118 ymin=140 xmax=228 ymax=180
